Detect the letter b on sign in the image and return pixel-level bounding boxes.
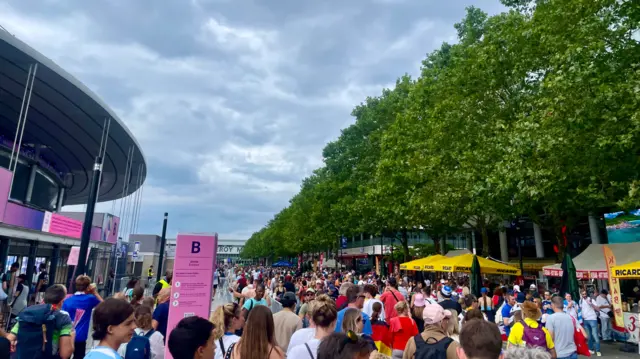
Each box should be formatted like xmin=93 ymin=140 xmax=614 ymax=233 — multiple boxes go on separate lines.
xmin=191 ymin=241 xmax=201 ymax=253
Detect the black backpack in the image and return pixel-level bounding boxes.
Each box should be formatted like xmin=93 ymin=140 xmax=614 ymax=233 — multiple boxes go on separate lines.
xmin=15 ymin=304 xmax=57 ymax=359
xmin=414 ymin=335 xmax=453 ymax=359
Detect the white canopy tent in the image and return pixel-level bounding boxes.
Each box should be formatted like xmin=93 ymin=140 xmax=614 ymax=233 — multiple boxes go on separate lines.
xmin=543 ymin=243 xmax=640 ymax=279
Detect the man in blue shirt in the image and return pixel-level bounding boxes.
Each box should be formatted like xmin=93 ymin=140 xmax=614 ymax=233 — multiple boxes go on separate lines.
xmin=62 ymin=275 xmax=103 ymax=359
xmin=335 ymin=284 xmax=373 ymax=335
xmin=500 ymin=292 xmax=516 ymax=337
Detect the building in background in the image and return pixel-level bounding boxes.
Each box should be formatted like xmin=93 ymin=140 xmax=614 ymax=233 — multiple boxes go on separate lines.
xmin=0 ymin=28 xmax=146 ymax=293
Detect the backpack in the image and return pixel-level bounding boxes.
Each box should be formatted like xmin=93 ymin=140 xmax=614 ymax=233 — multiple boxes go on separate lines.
xmin=15 ymin=304 xmax=57 ymax=359
xmin=520 ymin=321 xmax=548 ymax=350
xmin=125 ymin=330 xmax=154 ymax=359
xmin=414 ymin=335 xmax=453 ymax=359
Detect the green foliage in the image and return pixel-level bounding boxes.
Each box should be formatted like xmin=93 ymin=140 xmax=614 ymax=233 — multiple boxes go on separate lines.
xmin=242 ymin=0 xmax=640 ymax=262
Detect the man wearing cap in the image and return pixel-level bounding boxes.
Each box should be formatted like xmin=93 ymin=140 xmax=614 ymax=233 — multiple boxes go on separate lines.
xmin=298 ymin=288 xmax=316 ymax=327
xmin=437 ymin=285 xmax=462 ymax=315
xmin=402 ymin=304 xmax=459 ymax=359
xmin=274 ymin=292 xmax=302 ymax=352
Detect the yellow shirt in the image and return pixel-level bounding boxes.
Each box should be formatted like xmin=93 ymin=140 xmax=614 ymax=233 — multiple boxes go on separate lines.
xmin=508 ymin=317 xmax=555 ymax=349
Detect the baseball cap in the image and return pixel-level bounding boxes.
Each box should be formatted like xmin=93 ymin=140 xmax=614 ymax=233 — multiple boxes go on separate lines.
xmin=440 ymin=279 xmax=446 ymax=284
xmin=481 ymin=287 xmax=488 ymax=294
xmin=529 ymin=284 xmax=537 ymax=290
xmin=513 ymin=285 xmax=521 ymax=293
xmin=281 ymin=292 xmax=297 ymax=306
xmin=306 ymin=288 xmax=316 ymax=294
xmin=423 ymin=304 xmax=446 ymax=324
xmin=441 ymin=285 xmax=452 ymax=297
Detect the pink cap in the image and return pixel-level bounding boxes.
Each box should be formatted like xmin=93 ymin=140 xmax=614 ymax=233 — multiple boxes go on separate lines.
xmin=423 ymin=303 xmax=446 ymax=324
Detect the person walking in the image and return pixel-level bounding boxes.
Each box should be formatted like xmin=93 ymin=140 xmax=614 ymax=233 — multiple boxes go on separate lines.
xmin=380 ymin=278 xmax=405 ymax=322
xmin=389 ymin=301 xmax=418 ymax=359
xmin=273 ymin=292 xmax=302 ymax=352
xmin=288 ymin=294 xmax=338 ymax=359
xmin=211 ymin=302 xmax=244 ymax=359
xmin=227 ymin=305 xmax=284 ymax=359
xmin=402 ymin=303 xmax=459 ymax=359
xmin=84 ymin=298 xmax=136 ymax=359
xmin=547 ymin=296 xmax=582 ymax=359
xmin=507 ymin=301 xmax=556 ymax=357
xmin=456 ymin=319 xmax=503 ymax=359
xmin=167 ymin=316 xmax=216 ymax=359
xmin=62 ymin=275 xmax=104 ymax=359
xmin=335 ymin=284 xmax=373 ymax=336
xmin=579 ymin=290 xmax=601 ymax=356
xmin=596 ymin=290 xmax=612 ymax=342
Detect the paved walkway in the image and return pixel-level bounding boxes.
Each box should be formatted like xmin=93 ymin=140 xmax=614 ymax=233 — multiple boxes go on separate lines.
xmin=598 ymin=341 xmax=640 ymax=358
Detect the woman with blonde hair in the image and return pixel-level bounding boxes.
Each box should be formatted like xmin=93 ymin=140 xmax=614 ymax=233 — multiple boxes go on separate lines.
xmin=445 ymin=309 xmax=460 ymax=342
xmin=288 ymin=294 xmax=338 ymax=359
xmin=210 ymin=302 xmax=245 ymax=359
xmin=388 ymin=300 xmax=418 ymax=359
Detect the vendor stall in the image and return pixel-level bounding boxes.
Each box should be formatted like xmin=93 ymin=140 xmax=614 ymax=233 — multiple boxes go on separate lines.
xmin=400 ymin=254 xmax=445 ymax=271
xmin=543 ymin=243 xmax=640 ymax=279
xmin=425 ymin=253 xmax=521 ymax=275
xmin=612 ymin=260 xmax=640 ymax=348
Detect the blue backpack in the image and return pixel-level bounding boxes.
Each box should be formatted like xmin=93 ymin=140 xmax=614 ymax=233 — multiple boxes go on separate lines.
xmin=125 ymin=330 xmax=154 ymax=359
xmin=15 ymin=304 xmax=57 ymax=359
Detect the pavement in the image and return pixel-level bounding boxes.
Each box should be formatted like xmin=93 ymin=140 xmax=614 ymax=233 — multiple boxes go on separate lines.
xmin=597 ymin=341 xmax=640 ymax=358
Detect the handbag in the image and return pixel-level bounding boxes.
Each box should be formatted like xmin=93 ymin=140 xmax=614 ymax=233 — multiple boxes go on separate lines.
xmin=572 ymin=317 xmax=591 ymax=357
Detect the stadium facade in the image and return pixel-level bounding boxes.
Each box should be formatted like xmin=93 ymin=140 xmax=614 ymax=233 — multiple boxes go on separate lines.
xmin=0 ymin=28 xmax=145 ymax=292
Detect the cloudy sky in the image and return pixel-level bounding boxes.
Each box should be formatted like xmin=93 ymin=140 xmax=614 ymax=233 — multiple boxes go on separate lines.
xmin=1 ymin=0 xmax=505 ymax=240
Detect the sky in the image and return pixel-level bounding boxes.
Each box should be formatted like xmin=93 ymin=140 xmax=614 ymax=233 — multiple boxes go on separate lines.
xmin=0 ymin=0 xmax=505 ymax=240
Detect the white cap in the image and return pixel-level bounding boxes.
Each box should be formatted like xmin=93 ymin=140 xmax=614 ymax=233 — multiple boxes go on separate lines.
xmin=513 ymin=285 xmax=521 ymax=292
xmin=530 ymin=283 xmax=537 ymax=290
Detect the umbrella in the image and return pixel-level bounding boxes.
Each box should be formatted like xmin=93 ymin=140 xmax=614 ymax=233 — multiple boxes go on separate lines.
xmin=560 ymin=252 xmax=580 ymax=302
xmin=470 ymin=255 xmax=483 ymax=297
xmin=425 ymin=253 xmax=521 ymax=275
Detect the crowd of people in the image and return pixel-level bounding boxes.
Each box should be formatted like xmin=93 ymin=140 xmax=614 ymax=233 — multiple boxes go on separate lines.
xmin=0 ymin=263 xmax=619 ymax=359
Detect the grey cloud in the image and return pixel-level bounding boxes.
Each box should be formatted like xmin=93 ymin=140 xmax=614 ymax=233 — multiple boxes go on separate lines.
xmin=2 ymin=0 xmax=506 ymax=239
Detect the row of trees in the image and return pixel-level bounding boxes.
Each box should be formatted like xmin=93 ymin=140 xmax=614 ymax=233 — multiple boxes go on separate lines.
xmin=241 ymin=0 xmax=640 ymax=262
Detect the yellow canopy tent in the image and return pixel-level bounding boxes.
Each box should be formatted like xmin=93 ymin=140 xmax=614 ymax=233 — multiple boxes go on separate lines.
xmin=611 ymin=260 xmax=640 ymax=279
xmin=400 ymin=255 xmax=446 ymax=271
xmin=424 ymin=253 xmax=521 ymax=275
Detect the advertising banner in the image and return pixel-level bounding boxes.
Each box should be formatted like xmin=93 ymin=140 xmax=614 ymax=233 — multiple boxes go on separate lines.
xmin=165 ymin=233 xmax=218 ymax=359
xmin=67 ymin=246 xmax=91 ymax=266
xmin=0 ymin=168 xmax=12 ymax=222
xmin=101 ymin=214 xmax=119 ymax=243
xmin=42 ymin=212 xmax=83 ymax=238
xmin=3 ymin=202 xmax=45 ymax=230
xmin=603 ymin=245 xmax=625 ymax=327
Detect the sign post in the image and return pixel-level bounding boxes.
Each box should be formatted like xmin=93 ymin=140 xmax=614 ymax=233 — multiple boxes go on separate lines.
xmin=164 ymin=233 xmax=218 ymax=359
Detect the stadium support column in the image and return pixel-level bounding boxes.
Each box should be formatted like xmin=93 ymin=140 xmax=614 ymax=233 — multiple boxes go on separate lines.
xmin=499 ymin=230 xmax=508 ymax=262
xmin=156 ymin=212 xmax=168 ymax=281
xmin=25 ymin=144 xmax=42 ymax=204
xmin=588 ymin=213 xmax=602 ymax=244
xmin=49 ymin=244 xmax=59 ymax=289
xmin=56 ymin=187 xmax=65 ymax=212
xmin=533 ymin=223 xmax=545 ymax=258
xmin=25 ymin=241 xmax=37 ymax=286
xmin=76 ymin=118 xmax=110 ymax=276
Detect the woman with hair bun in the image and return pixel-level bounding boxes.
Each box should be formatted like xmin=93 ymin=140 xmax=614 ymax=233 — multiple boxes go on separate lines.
xmin=210 ymin=302 xmax=245 ymax=359
xmin=288 ymin=294 xmax=338 ymax=359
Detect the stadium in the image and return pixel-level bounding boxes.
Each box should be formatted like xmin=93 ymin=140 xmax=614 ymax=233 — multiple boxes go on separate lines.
xmin=0 ymin=28 xmax=145 ymax=291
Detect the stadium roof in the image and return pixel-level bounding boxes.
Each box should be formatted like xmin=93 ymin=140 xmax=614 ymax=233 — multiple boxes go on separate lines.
xmin=0 ymin=29 xmax=146 ymax=205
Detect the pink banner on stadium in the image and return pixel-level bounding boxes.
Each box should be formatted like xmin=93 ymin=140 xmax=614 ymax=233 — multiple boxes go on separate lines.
xmin=42 ymin=211 xmax=83 ymax=238
xmin=165 ymin=233 xmax=218 ymax=359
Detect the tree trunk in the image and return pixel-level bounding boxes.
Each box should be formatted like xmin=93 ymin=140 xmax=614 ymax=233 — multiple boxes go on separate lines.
xmin=433 ymin=235 xmax=441 ymax=254
xmin=401 ymin=228 xmax=410 ymax=262
xmin=481 ymin=225 xmax=490 ymax=256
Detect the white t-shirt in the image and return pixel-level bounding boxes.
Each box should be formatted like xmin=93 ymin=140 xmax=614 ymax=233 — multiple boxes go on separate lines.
xmin=287 ymin=328 xmax=316 ymax=356
xmin=253 ymin=271 xmax=260 ymax=281
xmin=362 ymin=299 xmax=385 ymax=322
xmin=213 ymin=271 xmax=219 ymax=285
xmin=288 ymin=338 xmax=320 ymax=359
xmin=596 ymin=296 xmax=612 ymax=318
xmin=215 ymin=334 xmax=240 ymax=359
xmin=580 ymin=297 xmax=598 ymax=321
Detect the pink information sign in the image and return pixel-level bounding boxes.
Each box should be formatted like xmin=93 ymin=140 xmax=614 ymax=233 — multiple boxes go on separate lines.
xmin=165 ymin=233 xmax=218 ymax=359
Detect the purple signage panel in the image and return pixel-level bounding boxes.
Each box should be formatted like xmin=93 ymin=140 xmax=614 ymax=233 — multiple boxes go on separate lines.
xmin=101 ymin=214 xmax=119 ymax=244
xmin=0 ymin=168 xmax=11 ymax=222
xmin=165 ymin=233 xmax=218 ymax=359
xmin=3 ymin=202 xmax=45 ymax=230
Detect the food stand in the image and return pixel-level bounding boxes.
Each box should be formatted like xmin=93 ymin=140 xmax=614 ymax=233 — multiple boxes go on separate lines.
xmin=612 ymin=260 xmax=640 ymax=350
xmin=424 ymin=253 xmax=521 ymax=275
xmin=399 ymin=254 xmax=445 ymax=271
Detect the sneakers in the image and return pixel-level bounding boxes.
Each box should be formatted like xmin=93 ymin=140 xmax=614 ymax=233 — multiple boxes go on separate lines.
xmin=597 ymin=352 xmax=602 ymax=357
xmin=589 ymin=351 xmax=595 ymax=355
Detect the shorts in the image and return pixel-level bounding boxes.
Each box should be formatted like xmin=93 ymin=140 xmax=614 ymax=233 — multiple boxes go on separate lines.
xmin=213 ymin=284 xmax=218 ymax=289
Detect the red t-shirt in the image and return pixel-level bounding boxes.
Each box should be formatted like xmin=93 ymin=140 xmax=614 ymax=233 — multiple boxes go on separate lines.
xmin=336 ymin=295 xmax=348 ymax=310
xmin=380 ymin=289 xmax=405 ymax=321
xmin=389 ymin=316 xmax=419 ymax=350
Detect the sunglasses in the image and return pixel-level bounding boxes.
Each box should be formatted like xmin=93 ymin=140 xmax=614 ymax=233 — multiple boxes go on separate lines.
xmin=339 ymin=330 xmax=359 ymax=354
